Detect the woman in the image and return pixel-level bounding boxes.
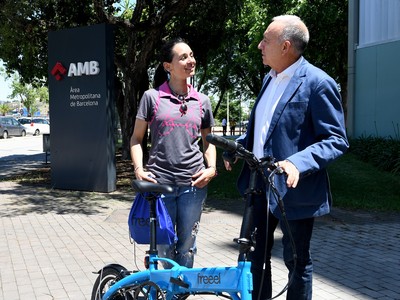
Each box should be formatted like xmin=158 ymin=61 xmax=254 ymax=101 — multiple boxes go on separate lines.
xmin=130 ymin=38 xmax=217 ymax=268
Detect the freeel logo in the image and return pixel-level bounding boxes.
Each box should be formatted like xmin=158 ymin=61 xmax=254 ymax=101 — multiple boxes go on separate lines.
xmin=132 ymin=216 xmax=151 ymax=227
xmin=51 ymin=62 xmax=67 ymax=81
xmin=197 ymin=273 xmax=221 ymax=285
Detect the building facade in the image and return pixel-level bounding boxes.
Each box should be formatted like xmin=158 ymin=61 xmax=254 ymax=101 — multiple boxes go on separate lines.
xmin=348 ymin=0 xmax=400 ymax=138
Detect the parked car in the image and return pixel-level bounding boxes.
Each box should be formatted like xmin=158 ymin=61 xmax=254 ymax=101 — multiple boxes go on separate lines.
xmin=18 ymin=117 xmax=50 ymax=136
xmin=0 ymin=116 xmax=27 ymax=139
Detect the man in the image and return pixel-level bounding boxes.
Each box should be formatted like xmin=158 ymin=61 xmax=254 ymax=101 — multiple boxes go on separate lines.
xmin=230 ymin=119 xmax=237 ymax=135
xmin=222 ymin=118 xmax=227 ymax=136
xmin=224 ymin=15 xmax=349 ymax=299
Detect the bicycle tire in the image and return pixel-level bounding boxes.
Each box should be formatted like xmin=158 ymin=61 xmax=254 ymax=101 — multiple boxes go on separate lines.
xmin=91 ymin=266 xmax=133 ymax=300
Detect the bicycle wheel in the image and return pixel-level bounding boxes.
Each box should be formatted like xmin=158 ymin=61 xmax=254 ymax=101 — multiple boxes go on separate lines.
xmin=91 ymin=266 xmax=133 ymax=300
xmin=134 ymin=281 xmax=166 ymax=300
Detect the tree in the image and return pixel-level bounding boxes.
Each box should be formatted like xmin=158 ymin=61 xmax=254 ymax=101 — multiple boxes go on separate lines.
xmin=293 ymin=0 xmax=348 ymax=117
xmin=0 ymin=103 xmax=10 ymax=116
xmin=199 ymin=0 xmax=270 ymax=115
xmin=9 ymin=77 xmax=48 ymax=116
xmin=0 ymin=0 xmax=241 ymax=158
xmin=200 ymin=0 xmax=348 ymax=120
xmin=0 ymin=1 xmax=348 ymax=157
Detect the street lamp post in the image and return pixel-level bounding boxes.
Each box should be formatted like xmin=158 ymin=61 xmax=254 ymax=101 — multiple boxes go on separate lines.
xmin=227 ymin=92 xmax=230 ymax=126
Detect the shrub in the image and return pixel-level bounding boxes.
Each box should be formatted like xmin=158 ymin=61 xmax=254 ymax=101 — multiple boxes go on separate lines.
xmin=349 ymin=136 xmax=400 ymax=175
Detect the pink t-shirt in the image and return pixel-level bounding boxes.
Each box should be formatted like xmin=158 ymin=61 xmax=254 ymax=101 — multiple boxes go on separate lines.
xmin=136 ymin=82 xmax=215 ymax=185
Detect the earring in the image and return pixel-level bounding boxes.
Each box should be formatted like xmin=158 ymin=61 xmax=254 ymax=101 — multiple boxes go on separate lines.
xmin=164 ymin=69 xmax=170 ymax=81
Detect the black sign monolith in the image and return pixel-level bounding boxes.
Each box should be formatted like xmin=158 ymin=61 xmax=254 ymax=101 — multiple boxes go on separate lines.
xmin=48 ymin=24 xmax=116 ymax=192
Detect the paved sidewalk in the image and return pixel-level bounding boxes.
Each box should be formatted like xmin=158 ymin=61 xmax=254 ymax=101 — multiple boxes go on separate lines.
xmin=0 ymin=179 xmax=400 ymax=299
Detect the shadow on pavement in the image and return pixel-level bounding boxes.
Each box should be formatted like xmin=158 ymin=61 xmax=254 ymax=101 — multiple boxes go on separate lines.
xmin=0 ymin=181 xmax=133 ymax=217
xmin=1 ymin=152 xmax=398 ymax=225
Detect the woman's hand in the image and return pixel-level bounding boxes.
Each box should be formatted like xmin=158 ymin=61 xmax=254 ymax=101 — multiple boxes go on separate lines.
xmin=134 ymin=167 xmax=158 ymax=183
xmin=191 ymin=167 xmax=217 ymax=188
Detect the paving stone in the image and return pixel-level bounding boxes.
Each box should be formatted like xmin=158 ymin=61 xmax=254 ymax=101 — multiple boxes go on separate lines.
xmin=0 ymin=181 xmax=399 ymax=299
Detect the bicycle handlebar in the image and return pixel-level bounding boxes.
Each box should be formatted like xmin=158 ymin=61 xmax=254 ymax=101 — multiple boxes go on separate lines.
xmin=206 ymin=133 xmax=255 ymax=162
xmin=206 ymin=133 xmax=283 ymax=173
xmin=206 ymin=133 xmax=241 ymax=152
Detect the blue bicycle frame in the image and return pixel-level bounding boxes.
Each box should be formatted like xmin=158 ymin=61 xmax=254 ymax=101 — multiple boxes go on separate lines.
xmin=102 ymin=177 xmax=254 ymax=300
xmin=96 ymin=134 xmax=288 ymax=300
xmin=102 ymin=258 xmax=252 ymax=300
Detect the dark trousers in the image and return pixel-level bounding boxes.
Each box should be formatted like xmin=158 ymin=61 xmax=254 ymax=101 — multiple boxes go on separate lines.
xmin=249 ymin=194 xmax=314 ymax=300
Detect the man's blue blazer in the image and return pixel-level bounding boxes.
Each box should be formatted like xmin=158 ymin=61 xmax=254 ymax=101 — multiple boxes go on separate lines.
xmin=237 ymin=59 xmax=349 ymax=220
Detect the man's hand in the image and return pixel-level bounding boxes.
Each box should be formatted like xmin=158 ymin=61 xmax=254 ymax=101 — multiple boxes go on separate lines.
xmin=223 ymin=159 xmax=233 ymax=171
xmin=276 ymin=160 xmax=300 ymax=188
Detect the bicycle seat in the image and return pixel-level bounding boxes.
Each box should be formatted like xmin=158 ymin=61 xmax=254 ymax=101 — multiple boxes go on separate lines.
xmin=131 ymin=179 xmax=174 ymax=194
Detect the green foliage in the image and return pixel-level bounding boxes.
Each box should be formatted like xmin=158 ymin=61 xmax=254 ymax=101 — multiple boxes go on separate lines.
xmin=0 ymin=103 xmax=11 ymax=116
xmin=211 ymin=96 xmax=245 ymax=125
xmin=293 ymin=0 xmax=348 ymax=109
xmin=0 ymin=0 xmax=97 ymax=84
xmin=200 ymin=0 xmax=348 ymax=125
xmin=200 ymin=0 xmax=268 ymax=101
xmin=208 ymin=146 xmax=243 ymax=200
xmin=9 ymin=74 xmax=48 ymax=116
xmin=0 ymin=0 xmax=349 ymax=158
xmin=349 ymin=136 xmax=400 ymax=175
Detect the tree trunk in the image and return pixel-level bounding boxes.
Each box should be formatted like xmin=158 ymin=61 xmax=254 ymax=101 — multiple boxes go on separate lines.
xmin=120 ymin=76 xmax=135 ymax=160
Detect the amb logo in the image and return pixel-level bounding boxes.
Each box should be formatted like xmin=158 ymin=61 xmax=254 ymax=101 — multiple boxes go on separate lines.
xmin=197 ymin=273 xmax=221 ymax=285
xmin=51 ymin=61 xmax=100 ymax=81
xmin=51 ymin=62 xmax=67 ymax=81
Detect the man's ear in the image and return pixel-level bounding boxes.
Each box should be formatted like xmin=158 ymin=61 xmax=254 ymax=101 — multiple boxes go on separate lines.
xmin=282 ymin=40 xmax=291 ymax=54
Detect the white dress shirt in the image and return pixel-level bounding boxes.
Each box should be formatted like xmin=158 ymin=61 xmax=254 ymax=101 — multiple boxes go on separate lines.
xmin=253 ymin=57 xmax=303 ymax=159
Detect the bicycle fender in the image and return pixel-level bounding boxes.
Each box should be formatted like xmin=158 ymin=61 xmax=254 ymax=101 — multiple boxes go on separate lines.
xmin=92 ymin=263 xmax=127 ymax=274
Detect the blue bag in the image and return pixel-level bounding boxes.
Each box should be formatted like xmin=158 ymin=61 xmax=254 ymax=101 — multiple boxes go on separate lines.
xmin=128 ymin=192 xmax=176 ymax=244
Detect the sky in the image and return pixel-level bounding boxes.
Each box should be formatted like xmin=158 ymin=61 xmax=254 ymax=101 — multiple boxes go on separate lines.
xmin=0 ymin=60 xmax=13 ymax=102
xmin=0 ymin=79 xmax=12 ymax=102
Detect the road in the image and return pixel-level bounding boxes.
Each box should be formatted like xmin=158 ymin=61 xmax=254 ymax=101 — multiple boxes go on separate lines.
xmin=0 ymin=135 xmax=45 ymax=158
xmin=0 ymin=135 xmax=48 ymax=179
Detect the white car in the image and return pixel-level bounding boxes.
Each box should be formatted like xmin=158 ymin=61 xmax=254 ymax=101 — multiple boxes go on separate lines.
xmin=19 ymin=117 xmax=50 ymax=136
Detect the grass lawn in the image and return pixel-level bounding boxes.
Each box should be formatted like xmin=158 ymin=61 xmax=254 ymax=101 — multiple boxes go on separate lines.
xmin=209 ymin=151 xmax=400 ymax=212
xmin=328 ymin=153 xmax=400 ymax=211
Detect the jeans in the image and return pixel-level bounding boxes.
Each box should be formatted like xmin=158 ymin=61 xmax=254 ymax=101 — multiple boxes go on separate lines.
xmin=158 ymin=185 xmax=207 ymax=268
xmin=249 ymin=194 xmax=314 ymax=300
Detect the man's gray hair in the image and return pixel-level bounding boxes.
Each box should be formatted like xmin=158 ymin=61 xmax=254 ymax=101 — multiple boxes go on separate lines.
xmin=273 ymin=15 xmax=310 ymax=55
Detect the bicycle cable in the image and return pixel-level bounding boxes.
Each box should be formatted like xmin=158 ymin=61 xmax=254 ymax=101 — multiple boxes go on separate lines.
xmin=256 ymin=167 xmax=297 ymax=300
xmin=130 ymin=235 xmax=144 ymax=272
